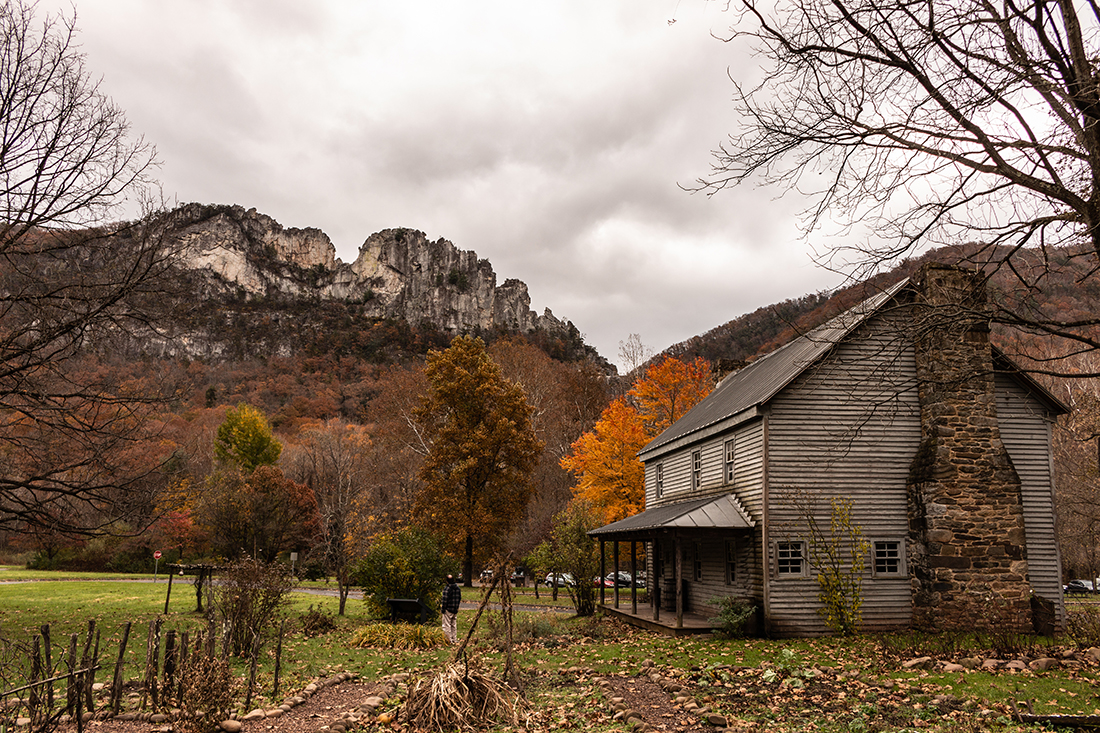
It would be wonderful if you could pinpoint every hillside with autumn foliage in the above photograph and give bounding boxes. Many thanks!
[7,232,1100,587]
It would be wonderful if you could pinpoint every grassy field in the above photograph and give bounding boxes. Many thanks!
[0,572,1096,732]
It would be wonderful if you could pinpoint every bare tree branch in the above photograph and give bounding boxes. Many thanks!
[698,0,1100,372]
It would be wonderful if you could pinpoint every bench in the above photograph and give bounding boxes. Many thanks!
[386,597,430,624]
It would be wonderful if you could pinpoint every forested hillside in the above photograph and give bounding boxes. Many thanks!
[9,225,1100,588]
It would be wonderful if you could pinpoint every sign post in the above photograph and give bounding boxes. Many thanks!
[153,550,162,583]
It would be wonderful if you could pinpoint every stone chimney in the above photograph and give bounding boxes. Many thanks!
[906,263,1032,631]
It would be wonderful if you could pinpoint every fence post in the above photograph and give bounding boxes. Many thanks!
[81,620,98,714]
[163,630,176,702]
[244,631,260,711]
[66,632,78,715]
[140,618,162,710]
[40,624,53,714]
[272,619,285,699]
[110,622,131,714]
[176,631,189,705]
[74,667,85,733]
[30,635,42,721]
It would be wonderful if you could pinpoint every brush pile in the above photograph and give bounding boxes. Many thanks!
[403,660,528,731]
[401,557,528,731]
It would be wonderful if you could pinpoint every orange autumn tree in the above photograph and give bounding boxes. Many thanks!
[562,355,713,524]
[560,397,648,525]
[629,355,713,435]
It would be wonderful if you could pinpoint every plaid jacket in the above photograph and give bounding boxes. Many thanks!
[441,582,461,614]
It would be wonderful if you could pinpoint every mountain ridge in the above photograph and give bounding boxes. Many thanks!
[138,203,597,364]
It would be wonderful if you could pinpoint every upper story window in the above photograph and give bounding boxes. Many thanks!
[655,463,664,498]
[691,450,702,491]
[724,439,736,484]
[776,541,806,577]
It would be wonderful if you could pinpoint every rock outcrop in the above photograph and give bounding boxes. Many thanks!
[161,203,576,357]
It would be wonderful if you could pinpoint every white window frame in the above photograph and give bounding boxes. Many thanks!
[872,539,905,577]
[775,541,807,578]
[691,450,702,491]
[724,439,736,484]
[655,463,664,498]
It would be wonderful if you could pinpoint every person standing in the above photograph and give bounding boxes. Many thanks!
[441,574,461,643]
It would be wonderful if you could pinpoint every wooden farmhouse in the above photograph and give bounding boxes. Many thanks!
[591,263,1068,637]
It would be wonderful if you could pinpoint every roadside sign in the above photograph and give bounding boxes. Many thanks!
[153,550,162,559]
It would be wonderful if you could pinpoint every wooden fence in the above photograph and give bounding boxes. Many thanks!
[0,616,287,733]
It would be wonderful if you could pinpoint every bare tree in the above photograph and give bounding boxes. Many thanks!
[617,333,652,377]
[698,0,1100,374]
[285,419,372,614]
[0,1,174,537]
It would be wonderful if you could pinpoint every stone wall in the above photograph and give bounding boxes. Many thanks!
[906,263,1033,631]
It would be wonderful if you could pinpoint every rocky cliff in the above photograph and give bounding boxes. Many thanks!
[161,203,581,359]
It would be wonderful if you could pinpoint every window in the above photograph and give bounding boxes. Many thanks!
[724,439,736,484]
[655,463,664,498]
[776,541,805,576]
[693,542,703,581]
[873,540,904,576]
[691,450,702,491]
[725,540,736,585]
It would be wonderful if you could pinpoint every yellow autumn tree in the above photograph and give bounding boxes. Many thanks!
[562,355,713,523]
[561,397,648,525]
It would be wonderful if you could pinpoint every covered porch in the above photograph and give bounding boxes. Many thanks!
[589,493,754,634]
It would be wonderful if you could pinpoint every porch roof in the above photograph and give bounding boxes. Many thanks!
[589,492,754,538]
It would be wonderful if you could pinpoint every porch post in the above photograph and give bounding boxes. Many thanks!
[674,534,683,629]
[599,539,606,606]
[613,540,620,609]
[630,540,638,615]
[652,537,660,622]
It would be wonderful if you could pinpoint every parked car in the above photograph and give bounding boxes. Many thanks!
[605,571,634,588]
[544,572,575,587]
[1065,579,1094,594]
[592,576,615,587]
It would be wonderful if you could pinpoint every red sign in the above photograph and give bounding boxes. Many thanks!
[153,550,162,559]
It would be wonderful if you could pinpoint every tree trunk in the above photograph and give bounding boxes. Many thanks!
[464,533,474,587]
[337,565,350,615]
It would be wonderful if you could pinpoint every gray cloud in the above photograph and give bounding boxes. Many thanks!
[43,0,847,369]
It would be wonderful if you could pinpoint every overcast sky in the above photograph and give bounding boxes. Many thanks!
[43,0,850,370]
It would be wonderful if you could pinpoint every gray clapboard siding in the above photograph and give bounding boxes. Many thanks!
[644,417,769,613]
[677,535,758,616]
[646,417,766,513]
[764,319,919,634]
[995,372,1064,629]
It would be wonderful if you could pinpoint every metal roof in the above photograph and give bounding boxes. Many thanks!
[589,492,754,538]
[639,279,910,459]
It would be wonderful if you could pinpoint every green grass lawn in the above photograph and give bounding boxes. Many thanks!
[0,572,1095,732]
